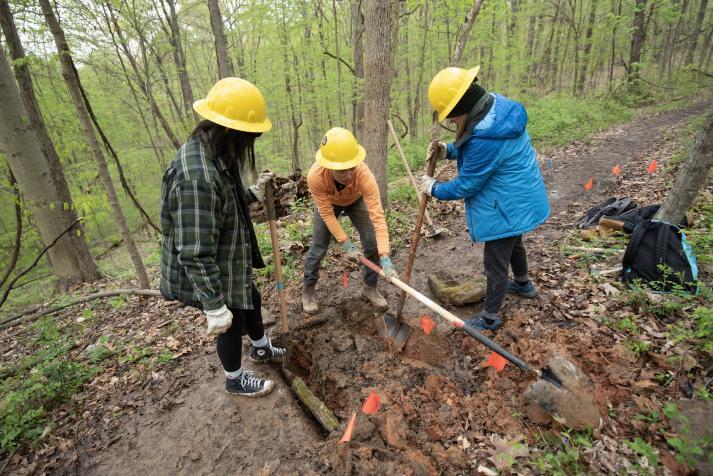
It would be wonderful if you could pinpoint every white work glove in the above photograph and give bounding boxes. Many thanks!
[428,141,447,160]
[341,240,360,263]
[204,305,233,336]
[248,170,274,203]
[379,256,398,279]
[420,175,436,197]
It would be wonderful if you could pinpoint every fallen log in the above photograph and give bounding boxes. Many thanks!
[290,376,340,433]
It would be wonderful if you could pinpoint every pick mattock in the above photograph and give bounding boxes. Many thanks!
[385,119,443,348]
[387,120,445,239]
[265,179,339,434]
[359,255,603,430]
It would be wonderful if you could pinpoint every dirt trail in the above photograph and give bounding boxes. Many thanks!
[78,102,711,475]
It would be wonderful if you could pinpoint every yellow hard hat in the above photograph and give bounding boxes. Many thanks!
[193,77,272,133]
[315,127,366,170]
[428,66,481,122]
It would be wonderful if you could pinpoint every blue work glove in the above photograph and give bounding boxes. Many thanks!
[420,175,436,196]
[379,256,398,279]
[341,240,360,263]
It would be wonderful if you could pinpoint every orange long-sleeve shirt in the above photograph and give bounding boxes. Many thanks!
[307,162,390,256]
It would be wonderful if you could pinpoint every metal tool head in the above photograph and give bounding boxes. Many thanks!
[377,314,412,348]
[425,225,446,239]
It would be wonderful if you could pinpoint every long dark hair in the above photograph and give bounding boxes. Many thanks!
[190,120,261,182]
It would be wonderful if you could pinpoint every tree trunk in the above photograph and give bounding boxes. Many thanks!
[351,0,365,140]
[575,0,597,96]
[0,49,101,287]
[163,0,195,120]
[609,0,622,88]
[0,1,100,287]
[654,111,713,225]
[39,0,150,288]
[363,0,399,207]
[505,0,521,91]
[628,0,648,81]
[332,0,346,125]
[684,0,708,65]
[450,0,486,66]
[208,0,235,78]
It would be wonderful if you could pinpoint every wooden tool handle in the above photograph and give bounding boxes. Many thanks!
[395,138,439,319]
[359,255,537,375]
[265,180,288,333]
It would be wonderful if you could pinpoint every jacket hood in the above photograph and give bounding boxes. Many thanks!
[474,95,528,140]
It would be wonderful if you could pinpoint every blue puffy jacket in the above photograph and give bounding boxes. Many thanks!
[432,94,550,242]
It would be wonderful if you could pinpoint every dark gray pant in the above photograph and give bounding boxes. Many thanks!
[304,197,379,287]
[483,234,529,317]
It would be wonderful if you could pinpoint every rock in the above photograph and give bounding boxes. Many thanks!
[405,448,438,476]
[669,400,713,475]
[427,272,486,306]
[380,411,408,449]
[524,354,603,430]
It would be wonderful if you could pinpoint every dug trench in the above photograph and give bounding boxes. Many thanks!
[72,100,711,475]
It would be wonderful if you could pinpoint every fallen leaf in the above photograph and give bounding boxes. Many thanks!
[490,434,529,469]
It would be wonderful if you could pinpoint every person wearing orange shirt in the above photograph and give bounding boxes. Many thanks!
[302,127,398,314]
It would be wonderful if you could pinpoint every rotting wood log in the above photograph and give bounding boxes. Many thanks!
[249,171,309,223]
[291,376,339,433]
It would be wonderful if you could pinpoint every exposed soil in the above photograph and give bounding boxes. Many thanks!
[5,101,712,475]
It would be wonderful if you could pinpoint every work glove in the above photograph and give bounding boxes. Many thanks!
[420,175,436,197]
[248,170,275,203]
[204,305,233,336]
[379,256,398,279]
[341,239,360,263]
[428,141,447,161]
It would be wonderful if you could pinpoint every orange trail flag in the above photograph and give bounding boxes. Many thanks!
[420,315,436,335]
[647,160,657,173]
[362,392,381,415]
[342,271,348,288]
[483,351,508,372]
[584,177,593,190]
[340,412,357,443]
[612,164,621,175]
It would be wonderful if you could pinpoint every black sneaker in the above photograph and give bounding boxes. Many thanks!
[249,338,287,363]
[225,371,274,398]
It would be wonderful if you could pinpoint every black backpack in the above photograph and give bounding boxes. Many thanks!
[577,197,637,229]
[622,220,698,293]
[607,204,662,234]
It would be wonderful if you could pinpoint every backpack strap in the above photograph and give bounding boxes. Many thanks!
[653,222,670,269]
[623,220,650,268]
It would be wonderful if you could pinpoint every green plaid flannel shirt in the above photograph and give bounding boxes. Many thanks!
[160,132,259,311]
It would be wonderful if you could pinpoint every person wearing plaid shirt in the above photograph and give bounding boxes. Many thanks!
[160,78,285,398]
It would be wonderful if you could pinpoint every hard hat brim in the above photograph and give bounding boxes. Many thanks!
[437,65,481,122]
[193,99,273,133]
[315,145,366,170]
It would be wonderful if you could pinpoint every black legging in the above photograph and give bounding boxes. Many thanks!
[217,284,265,372]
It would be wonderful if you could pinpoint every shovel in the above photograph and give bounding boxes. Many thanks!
[358,255,603,430]
[387,120,445,239]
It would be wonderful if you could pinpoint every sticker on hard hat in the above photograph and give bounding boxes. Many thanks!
[321,136,328,145]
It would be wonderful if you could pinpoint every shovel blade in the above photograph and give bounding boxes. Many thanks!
[525,354,603,430]
[379,314,412,348]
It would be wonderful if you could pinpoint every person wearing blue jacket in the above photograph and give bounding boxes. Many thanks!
[420,66,550,331]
